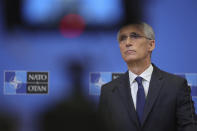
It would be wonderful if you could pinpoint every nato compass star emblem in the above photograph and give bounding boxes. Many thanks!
[89,72,111,95]
[10,76,22,89]
[4,71,27,94]
[94,77,106,89]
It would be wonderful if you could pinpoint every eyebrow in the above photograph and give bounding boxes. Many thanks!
[120,32,139,36]
[130,32,139,35]
[119,32,139,38]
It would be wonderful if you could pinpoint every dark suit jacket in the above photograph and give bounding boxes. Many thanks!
[99,65,196,131]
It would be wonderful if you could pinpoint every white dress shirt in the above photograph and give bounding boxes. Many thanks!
[128,64,153,110]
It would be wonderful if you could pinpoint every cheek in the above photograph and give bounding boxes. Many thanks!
[138,44,149,55]
[119,46,125,54]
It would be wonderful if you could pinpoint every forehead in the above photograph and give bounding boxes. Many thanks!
[119,25,144,35]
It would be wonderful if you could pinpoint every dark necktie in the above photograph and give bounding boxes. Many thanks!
[135,76,145,124]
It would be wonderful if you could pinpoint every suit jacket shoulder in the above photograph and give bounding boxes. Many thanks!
[101,72,128,92]
[156,67,188,88]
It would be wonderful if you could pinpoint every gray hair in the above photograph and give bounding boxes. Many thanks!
[117,22,155,41]
[142,22,155,40]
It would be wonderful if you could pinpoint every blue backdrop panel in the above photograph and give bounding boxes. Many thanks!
[89,72,197,113]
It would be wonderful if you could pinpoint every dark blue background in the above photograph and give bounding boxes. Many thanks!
[0,0,197,131]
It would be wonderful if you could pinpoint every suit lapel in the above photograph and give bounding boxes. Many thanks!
[141,65,164,126]
[116,72,140,127]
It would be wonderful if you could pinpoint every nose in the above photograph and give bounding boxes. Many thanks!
[125,37,133,47]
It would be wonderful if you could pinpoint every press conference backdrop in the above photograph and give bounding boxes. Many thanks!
[1,0,197,131]
[89,72,197,113]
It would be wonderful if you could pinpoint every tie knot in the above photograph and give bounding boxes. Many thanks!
[135,76,143,85]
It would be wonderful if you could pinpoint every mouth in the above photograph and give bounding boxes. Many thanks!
[125,50,136,55]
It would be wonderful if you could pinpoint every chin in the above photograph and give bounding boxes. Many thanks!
[124,57,138,63]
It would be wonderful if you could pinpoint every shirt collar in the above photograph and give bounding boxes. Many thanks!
[129,64,153,83]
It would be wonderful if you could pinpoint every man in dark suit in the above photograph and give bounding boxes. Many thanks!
[99,22,196,131]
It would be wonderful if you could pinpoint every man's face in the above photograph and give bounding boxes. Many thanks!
[118,25,155,64]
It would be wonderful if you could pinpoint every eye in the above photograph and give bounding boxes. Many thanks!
[130,33,141,39]
[119,35,127,41]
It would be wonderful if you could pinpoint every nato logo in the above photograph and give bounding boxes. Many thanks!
[4,71,48,95]
[89,72,123,95]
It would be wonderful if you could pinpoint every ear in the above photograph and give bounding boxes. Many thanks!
[148,40,155,52]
